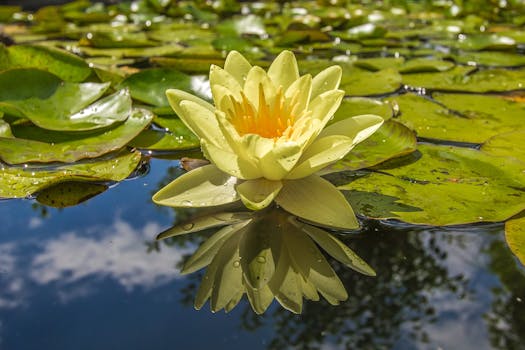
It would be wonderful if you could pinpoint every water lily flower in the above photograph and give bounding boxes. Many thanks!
[153,50,383,230]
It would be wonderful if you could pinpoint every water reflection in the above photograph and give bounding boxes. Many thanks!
[156,206,375,314]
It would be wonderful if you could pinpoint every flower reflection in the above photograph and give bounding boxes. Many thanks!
[157,206,375,314]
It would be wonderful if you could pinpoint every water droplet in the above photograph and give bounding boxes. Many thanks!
[182,200,192,206]
[256,256,266,263]
[183,223,195,231]
[233,260,240,268]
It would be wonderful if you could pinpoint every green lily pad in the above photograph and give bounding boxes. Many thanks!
[388,93,525,143]
[0,44,91,82]
[449,51,525,67]
[150,56,235,74]
[129,117,199,151]
[0,108,153,164]
[324,119,416,172]
[36,181,108,208]
[481,130,525,163]
[439,34,516,51]
[398,58,455,73]
[119,68,208,107]
[0,150,142,198]
[20,89,131,131]
[341,68,402,96]
[353,57,405,71]
[402,66,525,92]
[0,68,110,122]
[81,31,156,48]
[338,144,525,226]
[77,44,183,58]
[505,213,525,266]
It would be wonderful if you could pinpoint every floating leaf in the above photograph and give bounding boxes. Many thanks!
[505,213,525,266]
[449,51,525,67]
[341,68,402,96]
[388,93,525,143]
[330,97,393,124]
[0,150,142,198]
[481,130,525,163]
[0,44,91,82]
[119,68,205,107]
[338,144,525,225]
[323,119,416,172]
[0,108,153,164]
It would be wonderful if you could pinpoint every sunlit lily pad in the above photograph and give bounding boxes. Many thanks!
[388,93,525,143]
[0,150,142,198]
[323,120,416,172]
[403,66,525,92]
[129,115,199,151]
[338,144,525,225]
[77,44,184,58]
[505,213,525,266]
[449,51,525,67]
[341,68,402,96]
[0,108,153,164]
[0,44,92,82]
[0,68,110,123]
[331,97,393,123]
[481,130,525,163]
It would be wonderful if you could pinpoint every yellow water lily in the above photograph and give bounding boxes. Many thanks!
[153,50,383,230]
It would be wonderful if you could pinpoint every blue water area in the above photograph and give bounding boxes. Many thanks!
[0,158,523,350]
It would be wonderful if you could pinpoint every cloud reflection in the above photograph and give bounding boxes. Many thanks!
[0,219,187,310]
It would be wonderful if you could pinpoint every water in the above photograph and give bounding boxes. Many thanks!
[0,158,523,349]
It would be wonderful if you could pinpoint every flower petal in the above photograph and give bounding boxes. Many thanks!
[177,100,228,149]
[243,66,276,110]
[249,137,302,180]
[166,88,215,122]
[201,139,262,180]
[294,221,376,276]
[209,65,243,101]
[286,135,354,179]
[285,74,312,117]
[152,164,239,207]
[319,114,384,145]
[268,246,303,314]
[245,283,273,314]
[275,175,359,230]
[236,178,283,210]
[240,222,277,288]
[224,50,252,86]
[311,66,342,100]
[183,220,252,274]
[267,50,299,91]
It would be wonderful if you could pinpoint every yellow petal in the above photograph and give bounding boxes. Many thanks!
[209,64,242,101]
[285,74,312,117]
[243,66,276,110]
[236,178,283,210]
[267,50,299,91]
[286,135,354,179]
[239,223,277,288]
[275,175,359,230]
[268,247,303,314]
[245,282,274,314]
[152,164,239,207]
[201,139,262,180]
[178,100,228,149]
[224,50,252,86]
[311,65,342,100]
[319,114,384,145]
[166,88,214,115]
[295,221,376,276]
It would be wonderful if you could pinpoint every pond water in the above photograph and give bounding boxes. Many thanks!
[1,0,525,349]
[1,159,523,350]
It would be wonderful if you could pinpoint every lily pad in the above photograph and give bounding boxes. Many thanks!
[388,93,525,143]
[0,108,153,164]
[331,97,393,124]
[0,44,92,82]
[21,89,132,131]
[338,144,525,226]
[119,68,206,107]
[505,213,525,266]
[481,130,525,163]
[0,119,13,138]
[0,68,110,123]
[0,150,142,198]
[323,119,416,172]
[341,68,402,96]
[449,51,525,67]
[402,66,525,92]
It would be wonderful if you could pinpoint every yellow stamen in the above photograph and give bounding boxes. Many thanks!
[226,84,302,140]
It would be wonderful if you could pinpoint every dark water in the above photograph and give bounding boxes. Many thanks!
[0,158,523,350]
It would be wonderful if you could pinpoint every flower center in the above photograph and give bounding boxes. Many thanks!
[227,84,301,140]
